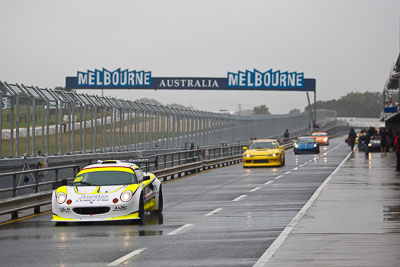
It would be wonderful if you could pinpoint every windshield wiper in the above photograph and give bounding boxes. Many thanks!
[73,181,96,186]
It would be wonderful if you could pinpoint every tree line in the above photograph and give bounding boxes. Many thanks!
[305,91,382,118]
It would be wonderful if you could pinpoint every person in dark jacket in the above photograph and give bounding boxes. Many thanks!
[364,128,373,158]
[395,131,400,171]
[348,128,357,151]
[357,129,365,151]
[283,129,289,142]
[379,128,388,156]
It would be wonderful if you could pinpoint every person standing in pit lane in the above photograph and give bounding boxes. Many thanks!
[394,130,400,171]
[358,129,365,151]
[379,127,388,156]
[364,128,372,158]
[348,128,357,151]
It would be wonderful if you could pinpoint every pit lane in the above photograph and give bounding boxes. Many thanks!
[0,136,350,266]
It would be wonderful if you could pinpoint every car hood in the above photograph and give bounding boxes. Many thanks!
[73,185,126,194]
[244,149,280,155]
[297,143,316,149]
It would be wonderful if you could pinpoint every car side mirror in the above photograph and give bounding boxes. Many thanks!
[280,145,285,149]
[242,147,248,150]
[143,175,151,181]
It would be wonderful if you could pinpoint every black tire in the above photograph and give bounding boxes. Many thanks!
[55,222,67,227]
[282,155,286,166]
[154,187,163,214]
[138,194,144,222]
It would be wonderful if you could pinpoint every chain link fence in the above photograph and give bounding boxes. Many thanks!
[0,80,337,158]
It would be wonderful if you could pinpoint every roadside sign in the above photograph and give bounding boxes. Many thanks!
[2,97,10,109]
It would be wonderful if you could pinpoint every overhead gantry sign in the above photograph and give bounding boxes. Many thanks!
[65,68,316,92]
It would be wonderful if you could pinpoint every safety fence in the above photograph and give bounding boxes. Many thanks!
[0,80,337,159]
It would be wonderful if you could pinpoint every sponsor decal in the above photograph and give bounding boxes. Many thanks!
[76,194,109,202]
[113,205,128,211]
[73,176,83,183]
[59,207,71,213]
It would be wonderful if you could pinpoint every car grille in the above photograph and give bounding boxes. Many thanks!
[253,160,269,163]
[73,207,110,215]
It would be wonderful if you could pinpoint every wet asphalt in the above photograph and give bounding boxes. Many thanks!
[0,137,350,266]
[263,147,400,267]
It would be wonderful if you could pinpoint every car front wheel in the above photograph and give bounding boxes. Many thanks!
[138,194,144,222]
[154,187,163,214]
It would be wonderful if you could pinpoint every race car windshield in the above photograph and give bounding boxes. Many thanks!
[249,142,278,149]
[73,171,137,186]
[312,133,327,137]
[297,139,314,144]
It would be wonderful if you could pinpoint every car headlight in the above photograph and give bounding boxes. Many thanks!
[368,143,372,147]
[324,137,328,141]
[268,153,278,157]
[294,144,298,148]
[244,154,254,158]
[121,190,133,202]
[56,192,67,204]
[313,144,317,147]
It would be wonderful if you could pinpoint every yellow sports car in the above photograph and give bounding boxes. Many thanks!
[242,139,285,167]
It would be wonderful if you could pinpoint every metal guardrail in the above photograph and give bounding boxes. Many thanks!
[0,165,80,197]
[0,164,79,219]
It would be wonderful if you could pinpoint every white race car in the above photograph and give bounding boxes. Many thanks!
[52,160,163,223]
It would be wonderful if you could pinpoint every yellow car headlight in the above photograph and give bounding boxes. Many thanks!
[268,153,278,157]
[244,154,254,158]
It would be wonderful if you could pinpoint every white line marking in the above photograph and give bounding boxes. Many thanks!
[299,164,304,168]
[204,208,222,217]
[292,167,298,171]
[107,248,146,266]
[274,175,283,179]
[249,187,261,192]
[284,171,291,175]
[253,148,353,267]
[232,195,247,202]
[167,224,193,236]
[303,162,308,165]
[264,180,274,185]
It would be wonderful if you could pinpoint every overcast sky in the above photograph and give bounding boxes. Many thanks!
[0,0,399,114]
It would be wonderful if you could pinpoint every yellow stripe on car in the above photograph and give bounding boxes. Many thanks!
[52,214,77,221]
[77,166,135,175]
[106,212,140,220]
[56,186,67,195]
[144,198,156,211]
